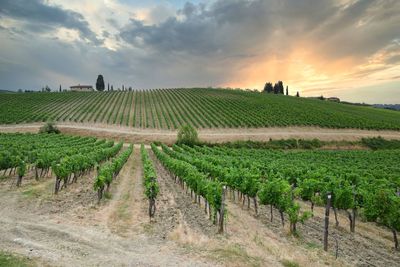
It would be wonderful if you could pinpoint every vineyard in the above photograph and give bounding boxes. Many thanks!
[1,132,400,266]
[152,143,400,251]
[0,133,132,197]
[1,88,400,130]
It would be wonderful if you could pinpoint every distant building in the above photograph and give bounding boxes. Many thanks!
[70,85,94,92]
[327,97,340,102]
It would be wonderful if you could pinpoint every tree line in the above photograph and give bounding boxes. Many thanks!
[263,81,299,97]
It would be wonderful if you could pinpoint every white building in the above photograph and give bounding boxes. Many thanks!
[70,85,94,92]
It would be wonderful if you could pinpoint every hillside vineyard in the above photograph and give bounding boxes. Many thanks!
[1,88,400,130]
[154,143,400,249]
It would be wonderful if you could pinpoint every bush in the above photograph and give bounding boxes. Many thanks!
[361,137,400,150]
[205,139,323,150]
[39,121,60,134]
[176,124,199,146]
[298,139,322,149]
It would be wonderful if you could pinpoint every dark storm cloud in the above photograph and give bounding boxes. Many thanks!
[313,0,400,59]
[120,17,220,56]
[119,0,400,62]
[0,0,101,44]
[120,0,274,57]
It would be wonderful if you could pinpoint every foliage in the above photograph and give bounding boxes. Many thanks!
[287,203,312,234]
[17,159,27,177]
[211,139,323,150]
[94,144,132,192]
[39,121,60,134]
[141,144,159,200]
[361,137,400,150]
[363,187,400,232]
[0,251,33,267]
[0,133,108,172]
[165,142,400,244]
[96,74,105,91]
[0,89,399,130]
[263,82,273,93]
[177,124,199,146]
[151,143,223,213]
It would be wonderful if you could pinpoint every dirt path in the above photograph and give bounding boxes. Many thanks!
[0,151,216,267]
[1,123,400,144]
[101,147,148,236]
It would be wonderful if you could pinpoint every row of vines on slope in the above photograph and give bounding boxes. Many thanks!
[140,144,159,218]
[1,89,399,130]
[53,142,123,194]
[151,143,226,232]
[167,144,400,249]
[0,133,113,186]
[94,144,133,202]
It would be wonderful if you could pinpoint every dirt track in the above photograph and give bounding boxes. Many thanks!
[1,122,400,144]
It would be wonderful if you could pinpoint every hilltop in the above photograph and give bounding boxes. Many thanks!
[0,88,399,130]
[0,89,15,93]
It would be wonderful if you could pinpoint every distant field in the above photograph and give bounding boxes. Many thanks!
[1,88,399,130]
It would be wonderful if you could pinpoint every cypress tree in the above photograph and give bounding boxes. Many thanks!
[278,81,284,94]
[264,82,273,93]
[96,75,105,91]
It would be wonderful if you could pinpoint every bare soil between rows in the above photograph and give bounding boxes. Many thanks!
[0,150,215,267]
[1,122,400,144]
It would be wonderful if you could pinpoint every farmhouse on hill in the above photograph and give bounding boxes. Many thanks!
[327,97,340,102]
[70,84,94,92]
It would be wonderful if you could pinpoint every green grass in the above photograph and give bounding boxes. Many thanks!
[1,88,399,130]
[305,241,320,250]
[208,244,263,267]
[22,187,42,198]
[104,191,112,200]
[281,259,300,267]
[0,251,35,267]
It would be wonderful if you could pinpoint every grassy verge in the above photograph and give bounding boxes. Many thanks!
[0,251,35,267]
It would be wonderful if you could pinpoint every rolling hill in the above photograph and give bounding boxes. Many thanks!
[1,88,399,130]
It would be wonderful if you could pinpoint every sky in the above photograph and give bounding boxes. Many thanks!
[0,0,399,104]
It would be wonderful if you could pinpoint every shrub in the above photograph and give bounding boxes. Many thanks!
[176,124,199,146]
[361,137,400,150]
[39,121,60,134]
[298,139,322,149]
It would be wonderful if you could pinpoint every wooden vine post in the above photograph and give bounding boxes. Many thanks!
[219,186,226,234]
[324,192,332,252]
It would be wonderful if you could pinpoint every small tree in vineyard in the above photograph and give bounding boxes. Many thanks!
[39,121,60,134]
[177,124,199,146]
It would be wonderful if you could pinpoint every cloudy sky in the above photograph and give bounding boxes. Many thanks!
[0,0,399,103]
